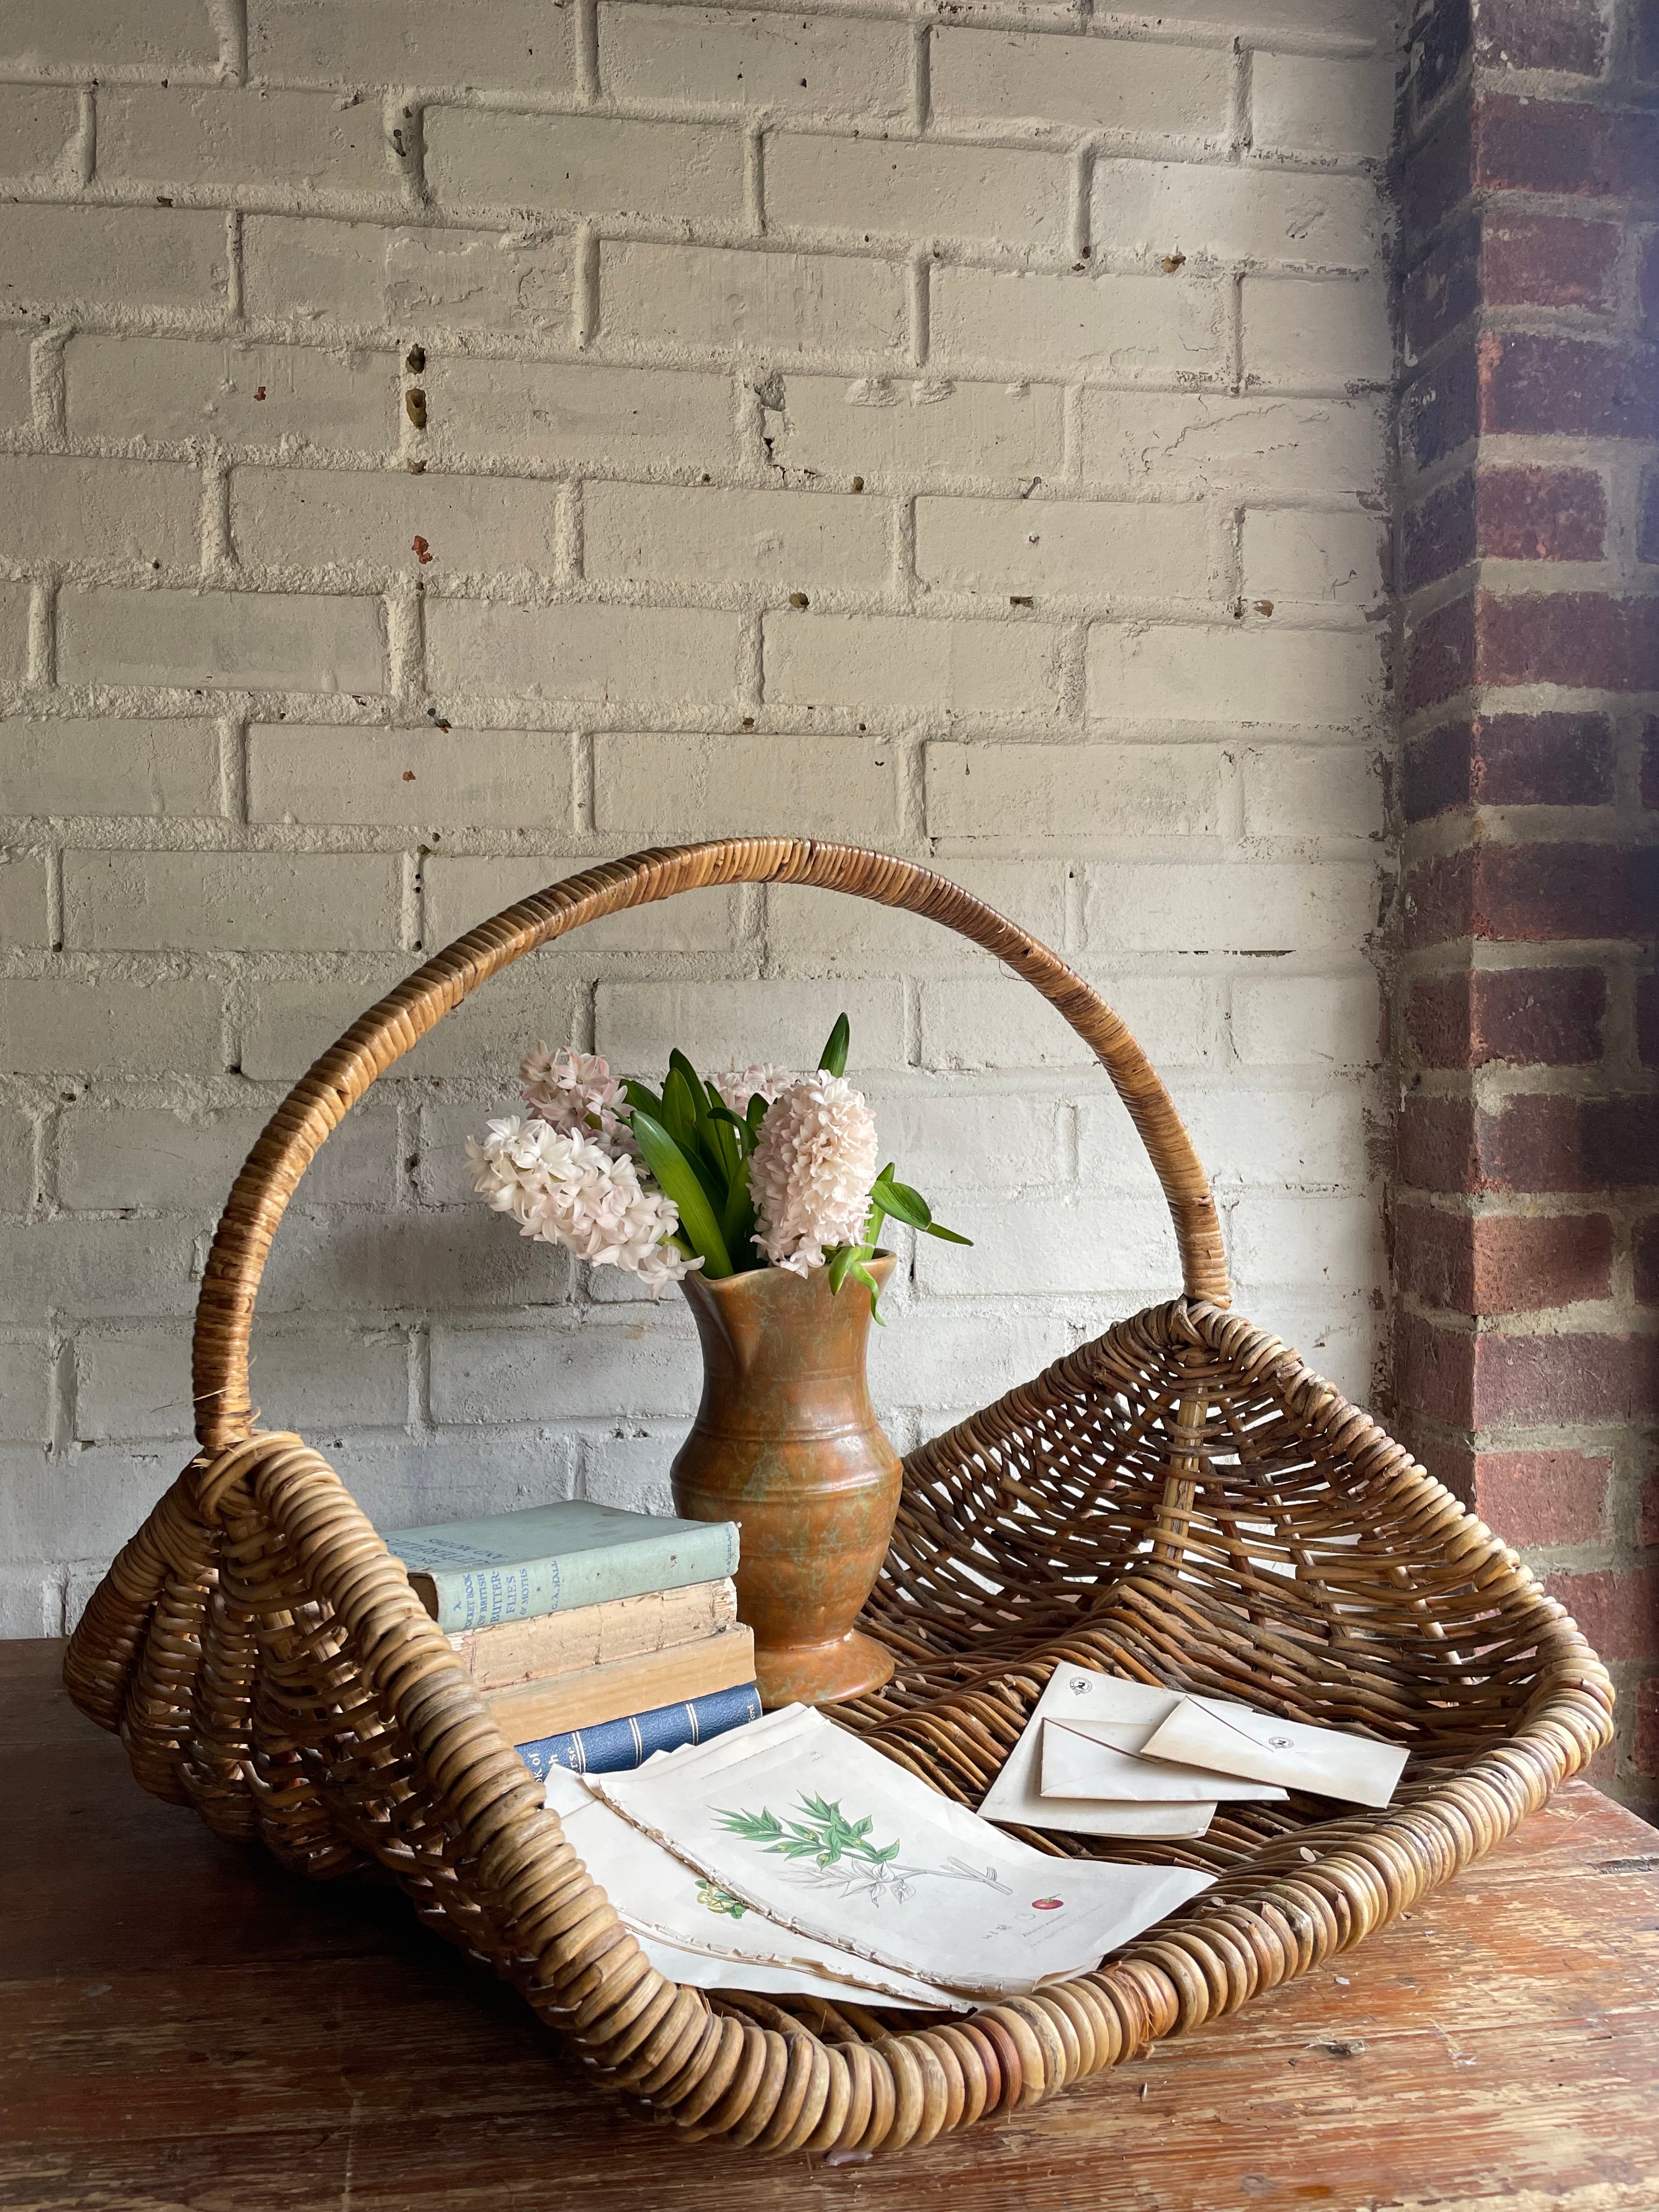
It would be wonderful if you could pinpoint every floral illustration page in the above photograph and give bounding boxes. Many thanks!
[590,1706,1214,1998]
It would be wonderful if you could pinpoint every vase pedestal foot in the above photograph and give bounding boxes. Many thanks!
[754,1629,894,1709]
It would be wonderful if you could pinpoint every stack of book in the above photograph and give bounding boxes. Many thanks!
[383,1499,759,1778]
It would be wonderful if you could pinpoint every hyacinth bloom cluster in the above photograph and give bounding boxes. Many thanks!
[467,1017,968,1305]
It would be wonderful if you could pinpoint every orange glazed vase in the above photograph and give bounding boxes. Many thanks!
[670,1254,899,1709]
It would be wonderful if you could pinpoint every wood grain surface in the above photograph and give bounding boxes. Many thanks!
[4,1639,1655,2212]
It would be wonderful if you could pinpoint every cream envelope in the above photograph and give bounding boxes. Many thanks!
[1040,1718,1289,1805]
[590,1705,1214,1999]
[979,1666,1222,1838]
[1137,1695,1409,1810]
[543,1763,966,2011]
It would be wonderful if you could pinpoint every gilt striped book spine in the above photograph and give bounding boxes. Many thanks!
[516,1683,763,1780]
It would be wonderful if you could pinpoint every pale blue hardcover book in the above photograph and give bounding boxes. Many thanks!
[382,1500,741,1633]
[515,1683,763,1780]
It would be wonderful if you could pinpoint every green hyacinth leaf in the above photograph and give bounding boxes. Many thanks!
[869,1175,930,1231]
[922,1222,973,1245]
[629,1107,733,1277]
[817,1013,850,1079]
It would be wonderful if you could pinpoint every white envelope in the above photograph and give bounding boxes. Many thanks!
[543,1763,966,2011]
[590,1705,1214,1999]
[979,1666,1226,1837]
[1137,1695,1409,1809]
[1040,1717,1289,1805]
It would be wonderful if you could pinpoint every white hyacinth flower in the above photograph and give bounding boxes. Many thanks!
[519,1043,633,1147]
[712,1064,800,1113]
[465,1114,698,1296]
[749,1071,879,1277]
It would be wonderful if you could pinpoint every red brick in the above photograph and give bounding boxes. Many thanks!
[1639,0,1659,80]
[1643,720,1659,811]
[1582,1094,1659,1188]
[1477,589,1659,692]
[1635,1674,1659,1782]
[1400,1095,1481,1193]
[1478,466,1606,562]
[1404,1091,1656,1197]
[1404,845,1654,950]
[1472,0,1608,74]
[1403,345,1480,473]
[1639,973,1659,1066]
[1639,470,1659,566]
[1401,713,1614,820]
[1475,95,1659,200]
[1474,1448,1610,1545]
[1394,1205,1611,1312]
[1407,967,1607,1068]
[1402,216,1481,359]
[1480,331,1659,441]
[1637,1216,1659,1305]
[1405,592,1476,712]
[1544,1565,1659,1662]
[1404,475,1477,591]
[1395,1309,1476,1427]
[1411,0,1474,116]
[1401,90,1472,239]
[1483,213,1621,312]
[1642,234,1659,337]
[1475,1330,1659,1428]
[1641,1462,1659,1547]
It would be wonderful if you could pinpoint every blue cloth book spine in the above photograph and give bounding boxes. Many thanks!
[515,1681,762,1780]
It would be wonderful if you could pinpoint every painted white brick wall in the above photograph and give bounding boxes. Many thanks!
[0,0,1397,1635]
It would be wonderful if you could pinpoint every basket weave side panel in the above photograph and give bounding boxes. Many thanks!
[62,1298,1615,2154]
[188,840,1229,1451]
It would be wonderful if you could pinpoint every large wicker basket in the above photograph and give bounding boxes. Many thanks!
[65,840,1613,2157]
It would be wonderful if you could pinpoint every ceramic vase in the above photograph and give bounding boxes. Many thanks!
[670,1253,900,1708]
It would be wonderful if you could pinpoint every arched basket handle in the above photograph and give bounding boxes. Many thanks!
[193,840,1228,1449]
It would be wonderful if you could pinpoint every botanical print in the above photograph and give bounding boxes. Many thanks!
[695,1878,749,1921]
[715,1793,1014,1907]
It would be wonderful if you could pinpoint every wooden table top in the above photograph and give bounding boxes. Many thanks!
[4,1637,1657,2212]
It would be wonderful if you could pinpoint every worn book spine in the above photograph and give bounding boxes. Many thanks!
[409,1519,740,1632]
[515,1681,763,1780]
[447,1578,738,1694]
[481,1626,756,1746]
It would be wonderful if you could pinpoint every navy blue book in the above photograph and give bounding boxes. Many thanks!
[515,1681,762,1780]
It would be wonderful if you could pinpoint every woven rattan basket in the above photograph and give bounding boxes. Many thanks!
[65,840,1614,2157]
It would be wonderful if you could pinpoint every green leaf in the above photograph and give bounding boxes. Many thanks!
[721,1155,757,1258]
[661,1067,699,1153]
[817,1012,850,1079]
[668,1049,711,1119]
[849,1256,885,1323]
[623,1077,664,1120]
[746,1094,770,1142]
[870,1175,931,1231]
[629,1107,733,1278]
[707,1100,754,1152]
[923,1222,973,1245]
[825,1243,867,1296]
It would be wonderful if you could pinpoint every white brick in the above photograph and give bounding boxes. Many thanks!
[600,241,905,357]
[0,1562,59,1636]
[1,718,222,818]
[915,1194,1180,1299]
[1241,278,1390,390]
[256,1209,573,1314]
[0,580,30,684]
[426,357,733,471]
[0,1341,48,1440]
[421,854,739,952]
[1239,743,1380,840]
[1077,1086,1368,1193]
[768,858,1067,968]
[773,375,1064,482]
[1229,1193,1380,1292]
[0,85,80,174]
[1080,390,1385,495]
[67,335,399,453]
[931,29,1230,132]
[0,456,201,568]
[1086,621,1383,729]
[248,0,575,91]
[859,1085,1069,1194]
[59,1103,396,1211]
[584,482,888,591]
[1109,0,1385,35]
[426,108,742,222]
[596,978,905,1075]
[931,267,1222,374]
[244,216,572,334]
[1093,160,1383,271]
[927,739,1223,839]
[578,1429,676,1516]
[76,1321,409,1440]
[431,1317,699,1423]
[593,730,901,842]
[57,588,387,693]
[765,612,1062,712]
[1,1219,202,1323]
[249,723,573,827]
[1240,507,1385,605]
[915,495,1211,600]
[766,134,1064,247]
[600,6,911,117]
[240,956,580,1080]
[97,86,392,193]
[1252,55,1396,160]
[0,978,223,1075]
[0,1110,37,1213]
[427,600,740,706]
[1232,973,1383,1069]
[231,466,561,575]
[1,205,228,313]
[870,1306,1081,1412]
[923,973,1219,1071]
[1082,859,1377,952]
[63,850,400,951]
[0,330,32,428]
[0,853,49,946]
[3,0,221,73]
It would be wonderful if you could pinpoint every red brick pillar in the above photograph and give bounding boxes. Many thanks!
[1394,0,1659,1815]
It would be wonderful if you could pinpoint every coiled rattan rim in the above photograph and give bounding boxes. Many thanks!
[65,840,1615,2158]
